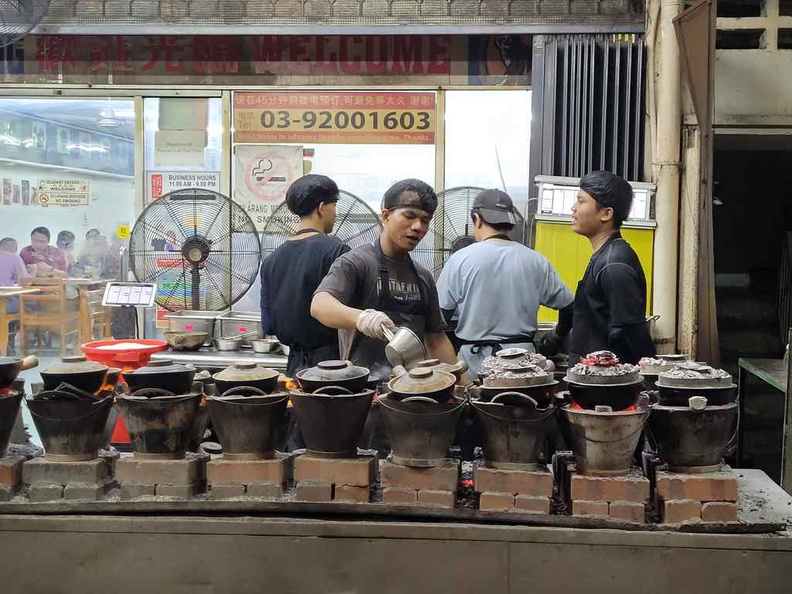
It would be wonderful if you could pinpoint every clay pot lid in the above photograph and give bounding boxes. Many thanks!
[656,362,733,388]
[415,358,465,375]
[481,349,548,377]
[482,363,554,387]
[43,356,107,374]
[566,350,640,385]
[214,362,279,382]
[125,359,193,376]
[297,360,369,382]
[389,367,455,394]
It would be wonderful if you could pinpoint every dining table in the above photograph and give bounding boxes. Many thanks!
[0,286,41,356]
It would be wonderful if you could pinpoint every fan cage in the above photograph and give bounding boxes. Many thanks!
[129,188,261,312]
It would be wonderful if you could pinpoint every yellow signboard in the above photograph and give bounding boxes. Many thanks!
[116,224,131,240]
[233,91,436,144]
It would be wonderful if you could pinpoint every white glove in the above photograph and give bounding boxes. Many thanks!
[356,309,395,340]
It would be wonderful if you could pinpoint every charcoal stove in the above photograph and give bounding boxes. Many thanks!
[564,351,644,410]
[649,363,738,473]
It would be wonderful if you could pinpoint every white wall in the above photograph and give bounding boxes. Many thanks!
[715,50,792,125]
[0,163,135,253]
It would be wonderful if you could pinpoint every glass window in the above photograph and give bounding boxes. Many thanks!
[444,90,531,212]
[0,97,136,272]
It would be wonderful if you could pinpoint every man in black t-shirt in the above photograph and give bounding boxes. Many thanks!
[311,179,457,381]
[260,174,350,376]
[559,170,655,365]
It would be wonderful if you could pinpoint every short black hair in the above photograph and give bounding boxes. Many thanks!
[580,170,634,228]
[285,174,339,217]
[381,179,437,215]
[57,230,75,244]
[0,237,16,249]
[31,226,50,240]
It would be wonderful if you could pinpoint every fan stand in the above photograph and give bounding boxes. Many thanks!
[181,235,211,311]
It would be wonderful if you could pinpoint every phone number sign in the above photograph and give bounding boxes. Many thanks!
[233,91,436,145]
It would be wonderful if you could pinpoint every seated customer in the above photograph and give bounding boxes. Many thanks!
[0,237,29,353]
[57,230,77,270]
[20,226,67,275]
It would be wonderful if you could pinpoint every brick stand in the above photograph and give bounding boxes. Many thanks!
[475,466,554,515]
[293,454,377,503]
[381,460,458,509]
[22,457,112,502]
[0,456,24,501]
[207,454,293,500]
[656,469,739,524]
[570,470,650,523]
[116,454,208,500]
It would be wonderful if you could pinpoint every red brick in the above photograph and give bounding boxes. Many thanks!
[663,499,703,524]
[479,491,515,511]
[701,501,739,523]
[28,483,63,502]
[609,501,646,523]
[207,458,287,486]
[23,458,108,485]
[335,485,371,503]
[156,483,199,498]
[210,483,246,499]
[120,484,155,500]
[295,480,333,502]
[382,487,418,504]
[474,467,554,497]
[294,455,375,487]
[514,495,550,515]
[63,483,108,501]
[570,473,650,503]
[381,460,458,491]
[0,456,24,486]
[116,457,200,486]
[246,483,284,498]
[417,489,455,509]
[572,500,609,517]
[656,472,738,502]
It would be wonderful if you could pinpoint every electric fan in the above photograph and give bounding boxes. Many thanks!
[260,189,382,262]
[0,0,50,48]
[412,186,528,278]
[129,188,261,312]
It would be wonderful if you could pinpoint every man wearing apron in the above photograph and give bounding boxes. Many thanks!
[436,189,574,377]
[259,174,350,377]
[311,178,457,382]
[565,170,656,365]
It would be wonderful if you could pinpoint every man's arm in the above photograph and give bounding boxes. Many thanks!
[311,291,363,330]
[425,331,457,365]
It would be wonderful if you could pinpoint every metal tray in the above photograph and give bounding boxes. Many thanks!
[218,311,263,346]
[166,310,225,341]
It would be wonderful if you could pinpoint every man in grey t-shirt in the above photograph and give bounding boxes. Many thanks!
[312,179,457,381]
[437,189,574,377]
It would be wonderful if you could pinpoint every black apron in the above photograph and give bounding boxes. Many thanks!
[359,241,430,455]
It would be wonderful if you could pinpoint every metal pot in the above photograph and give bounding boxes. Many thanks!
[0,391,23,458]
[478,381,558,408]
[207,389,288,459]
[114,392,202,458]
[656,384,738,407]
[41,356,108,394]
[213,362,279,395]
[387,367,456,403]
[0,355,38,389]
[648,399,738,472]
[289,388,374,458]
[122,359,196,394]
[377,394,466,467]
[214,337,242,351]
[564,378,644,411]
[561,404,650,475]
[383,326,427,370]
[26,393,115,461]
[163,331,208,351]
[472,394,557,468]
[250,338,281,353]
[295,360,370,393]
